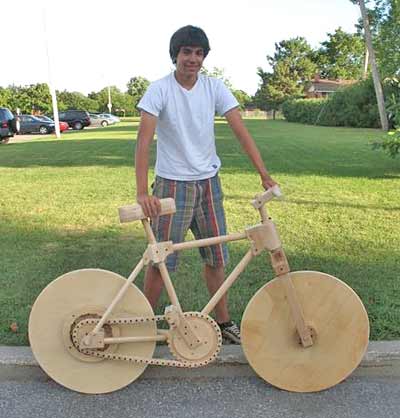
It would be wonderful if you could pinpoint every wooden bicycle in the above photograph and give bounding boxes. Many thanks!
[29,186,369,394]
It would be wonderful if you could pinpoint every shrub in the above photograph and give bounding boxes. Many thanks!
[282,78,392,128]
[282,99,325,125]
[372,129,400,158]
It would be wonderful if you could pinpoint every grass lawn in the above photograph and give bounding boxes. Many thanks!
[0,119,399,345]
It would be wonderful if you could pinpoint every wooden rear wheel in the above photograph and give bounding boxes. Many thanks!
[29,269,156,394]
[241,271,369,392]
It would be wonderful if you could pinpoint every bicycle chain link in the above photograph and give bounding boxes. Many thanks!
[71,312,221,368]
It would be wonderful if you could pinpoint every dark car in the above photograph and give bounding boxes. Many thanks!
[58,110,91,130]
[19,115,55,135]
[36,115,69,132]
[0,107,19,144]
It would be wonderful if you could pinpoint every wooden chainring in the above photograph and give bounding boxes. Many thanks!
[167,312,222,365]
[29,269,156,394]
[241,271,369,392]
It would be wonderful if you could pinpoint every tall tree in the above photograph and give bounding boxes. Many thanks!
[351,0,389,130]
[315,27,365,79]
[5,84,52,114]
[90,87,135,114]
[126,76,150,107]
[200,67,233,90]
[57,90,98,112]
[0,87,11,108]
[374,0,400,77]
[232,90,251,110]
[255,37,317,114]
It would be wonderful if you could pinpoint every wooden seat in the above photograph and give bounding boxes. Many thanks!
[118,198,176,223]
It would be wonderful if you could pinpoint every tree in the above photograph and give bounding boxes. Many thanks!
[90,87,135,114]
[232,89,251,110]
[374,0,400,77]
[58,90,99,112]
[315,27,365,79]
[0,87,11,108]
[200,67,233,90]
[126,76,150,107]
[351,0,389,130]
[255,37,317,114]
[3,84,53,114]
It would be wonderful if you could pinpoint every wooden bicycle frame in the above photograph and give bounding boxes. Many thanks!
[84,188,314,350]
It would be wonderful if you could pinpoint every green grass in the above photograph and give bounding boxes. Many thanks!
[0,119,399,344]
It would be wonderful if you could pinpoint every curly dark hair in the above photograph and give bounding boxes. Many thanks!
[169,25,210,64]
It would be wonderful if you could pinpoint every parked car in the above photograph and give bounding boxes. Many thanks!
[0,107,19,144]
[58,110,91,130]
[89,113,113,127]
[98,113,120,123]
[36,115,69,132]
[19,115,55,135]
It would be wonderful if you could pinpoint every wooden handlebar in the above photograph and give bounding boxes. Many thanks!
[118,198,176,223]
[251,186,283,209]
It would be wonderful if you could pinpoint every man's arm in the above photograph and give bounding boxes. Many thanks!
[135,111,161,217]
[224,108,277,189]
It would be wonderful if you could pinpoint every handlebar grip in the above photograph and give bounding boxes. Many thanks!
[119,198,176,223]
[271,185,283,198]
[251,186,283,209]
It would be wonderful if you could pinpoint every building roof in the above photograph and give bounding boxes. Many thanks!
[307,77,357,93]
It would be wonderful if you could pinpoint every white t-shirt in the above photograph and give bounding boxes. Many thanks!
[137,72,239,181]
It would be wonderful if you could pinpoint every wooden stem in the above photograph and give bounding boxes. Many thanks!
[259,206,269,223]
[142,219,156,244]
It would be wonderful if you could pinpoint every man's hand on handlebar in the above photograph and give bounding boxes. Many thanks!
[137,194,161,218]
[261,173,278,190]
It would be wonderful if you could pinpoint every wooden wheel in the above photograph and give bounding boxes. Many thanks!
[241,271,369,392]
[29,269,156,394]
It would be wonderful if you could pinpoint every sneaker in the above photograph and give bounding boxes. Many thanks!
[219,321,241,344]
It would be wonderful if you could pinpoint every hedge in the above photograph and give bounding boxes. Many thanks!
[282,78,385,128]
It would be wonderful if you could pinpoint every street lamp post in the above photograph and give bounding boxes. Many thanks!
[107,86,112,114]
[42,7,61,139]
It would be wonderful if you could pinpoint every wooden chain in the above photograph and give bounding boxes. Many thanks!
[71,313,221,368]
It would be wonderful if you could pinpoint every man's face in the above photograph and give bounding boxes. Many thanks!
[175,46,205,77]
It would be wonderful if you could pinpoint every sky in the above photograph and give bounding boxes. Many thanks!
[1,0,362,96]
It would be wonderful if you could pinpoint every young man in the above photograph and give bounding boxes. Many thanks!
[135,25,277,344]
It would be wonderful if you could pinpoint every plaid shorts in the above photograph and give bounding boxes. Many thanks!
[151,174,229,272]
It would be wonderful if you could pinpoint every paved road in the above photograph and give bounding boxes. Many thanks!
[1,364,399,418]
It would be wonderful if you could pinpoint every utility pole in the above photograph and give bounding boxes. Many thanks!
[107,86,112,114]
[42,7,61,139]
[358,0,388,131]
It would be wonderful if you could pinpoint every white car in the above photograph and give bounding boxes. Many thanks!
[89,114,114,127]
[98,113,120,123]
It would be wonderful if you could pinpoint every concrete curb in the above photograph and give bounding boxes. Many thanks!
[1,341,400,368]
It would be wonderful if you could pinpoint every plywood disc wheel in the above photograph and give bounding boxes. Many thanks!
[29,269,156,394]
[241,271,369,392]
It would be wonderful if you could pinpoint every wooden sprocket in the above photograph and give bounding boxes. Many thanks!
[241,271,369,392]
[167,312,222,365]
[28,269,156,394]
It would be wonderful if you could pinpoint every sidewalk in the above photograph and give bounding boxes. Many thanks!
[1,341,400,377]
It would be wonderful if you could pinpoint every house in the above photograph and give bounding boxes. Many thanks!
[305,74,356,98]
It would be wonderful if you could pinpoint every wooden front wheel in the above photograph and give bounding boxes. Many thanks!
[29,269,156,394]
[241,271,369,392]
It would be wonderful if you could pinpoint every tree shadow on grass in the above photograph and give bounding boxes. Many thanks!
[1,212,399,345]
[223,194,400,212]
[0,138,155,169]
[1,120,399,179]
